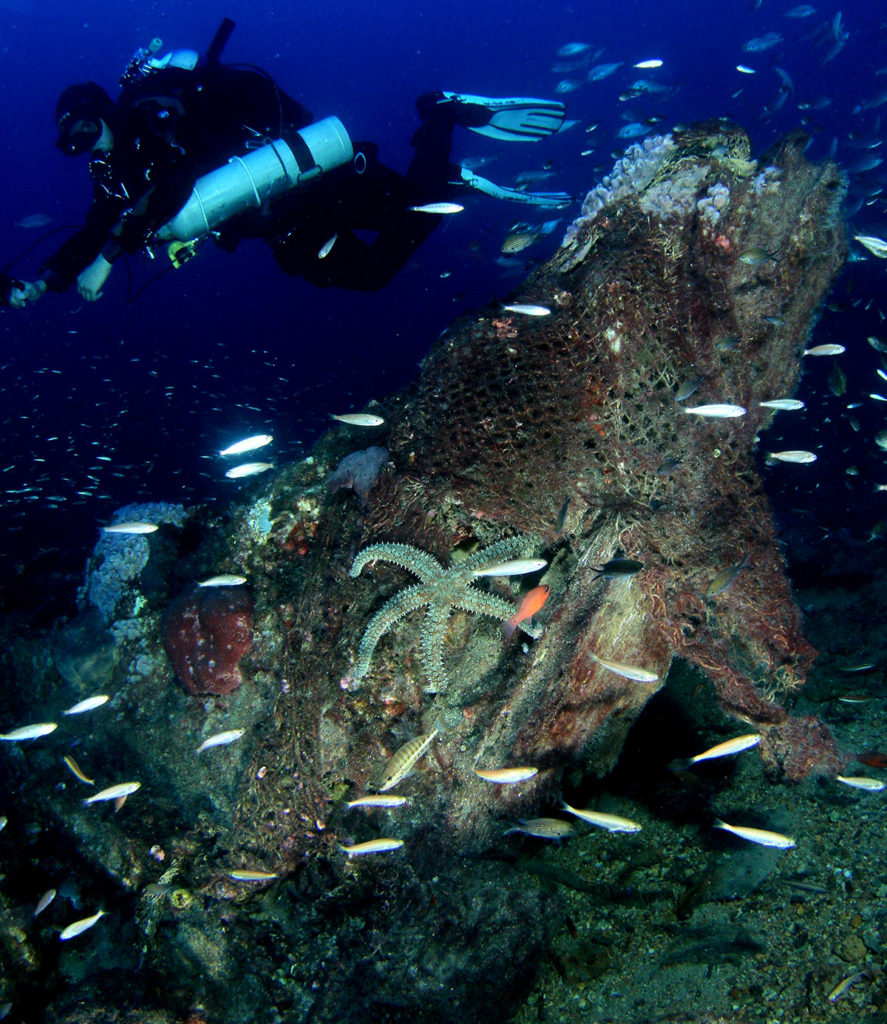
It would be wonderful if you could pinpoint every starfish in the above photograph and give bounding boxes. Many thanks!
[350,537,542,691]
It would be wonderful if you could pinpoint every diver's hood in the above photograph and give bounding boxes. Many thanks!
[55,82,117,155]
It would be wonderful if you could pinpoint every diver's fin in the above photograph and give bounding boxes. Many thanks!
[438,92,567,141]
[455,167,572,209]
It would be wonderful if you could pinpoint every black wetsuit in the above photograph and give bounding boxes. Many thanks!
[41,66,455,293]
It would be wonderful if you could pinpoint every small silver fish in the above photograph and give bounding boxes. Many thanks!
[714,820,795,849]
[835,775,886,792]
[317,233,338,259]
[196,729,245,753]
[587,62,623,81]
[225,462,274,479]
[63,695,109,716]
[34,888,57,917]
[828,969,871,1004]
[591,653,659,683]
[227,869,279,881]
[330,413,385,427]
[561,801,642,833]
[803,344,845,356]
[502,303,551,317]
[338,838,404,856]
[633,58,663,68]
[706,554,750,597]
[504,818,574,839]
[557,42,592,57]
[377,724,442,792]
[758,398,805,411]
[684,403,747,418]
[102,521,158,535]
[674,375,705,402]
[346,794,408,808]
[218,434,273,457]
[198,574,247,587]
[84,781,141,804]
[472,766,539,784]
[0,722,57,741]
[473,558,548,577]
[687,733,761,764]
[837,660,877,673]
[409,202,464,214]
[853,234,887,258]
[63,755,95,785]
[59,909,106,941]
[767,450,817,464]
[15,213,53,229]
[715,335,740,351]
[739,247,778,266]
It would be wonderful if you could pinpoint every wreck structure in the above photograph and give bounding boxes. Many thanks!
[0,123,848,1023]
[258,123,847,860]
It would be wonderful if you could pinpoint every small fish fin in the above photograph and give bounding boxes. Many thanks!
[502,620,517,641]
[668,757,691,773]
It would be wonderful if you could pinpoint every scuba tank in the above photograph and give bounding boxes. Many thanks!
[154,117,354,243]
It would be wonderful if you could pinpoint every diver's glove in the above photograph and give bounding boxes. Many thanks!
[6,279,47,309]
[77,254,114,302]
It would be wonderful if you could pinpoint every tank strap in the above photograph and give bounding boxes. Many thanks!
[285,130,316,176]
[206,18,235,66]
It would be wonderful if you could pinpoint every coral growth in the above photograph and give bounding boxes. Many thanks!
[83,502,188,622]
[163,587,254,695]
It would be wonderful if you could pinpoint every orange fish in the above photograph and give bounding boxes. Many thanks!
[856,750,887,769]
[503,584,550,640]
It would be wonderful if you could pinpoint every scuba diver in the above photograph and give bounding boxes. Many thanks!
[2,18,571,308]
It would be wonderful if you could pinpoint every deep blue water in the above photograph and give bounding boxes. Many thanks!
[0,0,885,606]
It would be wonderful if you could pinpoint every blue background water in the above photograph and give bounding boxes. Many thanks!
[0,0,885,606]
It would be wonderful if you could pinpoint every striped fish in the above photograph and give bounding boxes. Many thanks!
[376,723,442,792]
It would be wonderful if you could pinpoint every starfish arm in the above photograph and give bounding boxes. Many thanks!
[461,535,531,572]
[456,587,542,639]
[350,542,444,583]
[420,602,453,692]
[354,584,430,679]
[454,587,518,623]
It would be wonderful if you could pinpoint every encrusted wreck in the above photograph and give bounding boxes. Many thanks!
[255,122,848,863]
[0,123,849,1023]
